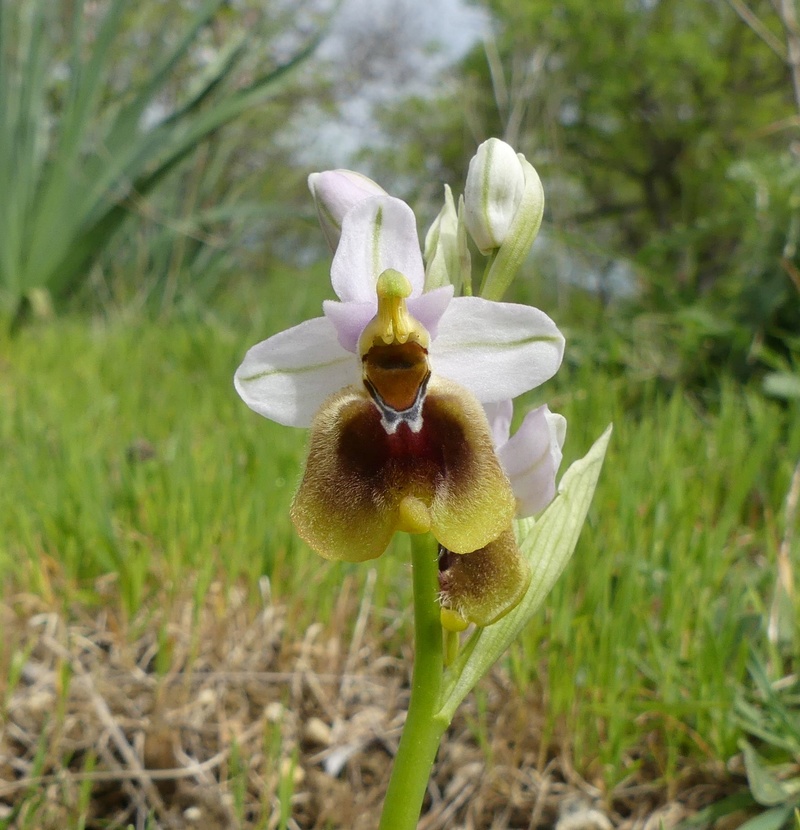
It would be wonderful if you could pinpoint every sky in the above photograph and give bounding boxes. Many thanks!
[291,0,490,166]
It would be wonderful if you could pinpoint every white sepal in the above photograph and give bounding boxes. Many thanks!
[331,196,425,304]
[234,317,359,427]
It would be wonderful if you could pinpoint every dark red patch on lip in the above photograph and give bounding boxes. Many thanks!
[337,398,451,479]
[362,341,429,412]
[333,389,480,506]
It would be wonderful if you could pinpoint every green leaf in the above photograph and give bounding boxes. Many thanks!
[737,805,796,830]
[742,741,795,807]
[437,424,612,720]
[677,791,757,827]
[0,0,323,318]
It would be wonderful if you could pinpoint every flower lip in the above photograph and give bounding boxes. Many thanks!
[437,526,531,629]
[290,375,517,562]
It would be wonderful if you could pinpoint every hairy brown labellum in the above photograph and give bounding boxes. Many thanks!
[290,376,516,562]
[438,527,531,629]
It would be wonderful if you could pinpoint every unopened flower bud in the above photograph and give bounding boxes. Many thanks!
[308,169,387,252]
[463,138,545,300]
[464,139,526,253]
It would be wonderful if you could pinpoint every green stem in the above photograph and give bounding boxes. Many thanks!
[478,250,497,298]
[378,534,448,830]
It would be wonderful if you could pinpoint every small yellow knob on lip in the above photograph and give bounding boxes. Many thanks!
[440,607,469,633]
[397,495,432,534]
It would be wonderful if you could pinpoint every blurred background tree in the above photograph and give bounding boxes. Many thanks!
[368,0,800,388]
[6,0,798,391]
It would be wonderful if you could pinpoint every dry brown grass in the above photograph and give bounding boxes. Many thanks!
[0,579,738,830]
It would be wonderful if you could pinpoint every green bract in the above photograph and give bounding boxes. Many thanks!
[438,425,612,720]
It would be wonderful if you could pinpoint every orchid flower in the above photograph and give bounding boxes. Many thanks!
[436,400,567,632]
[234,153,612,830]
[235,184,564,626]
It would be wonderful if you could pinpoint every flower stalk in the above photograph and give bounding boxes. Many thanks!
[378,533,448,830]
